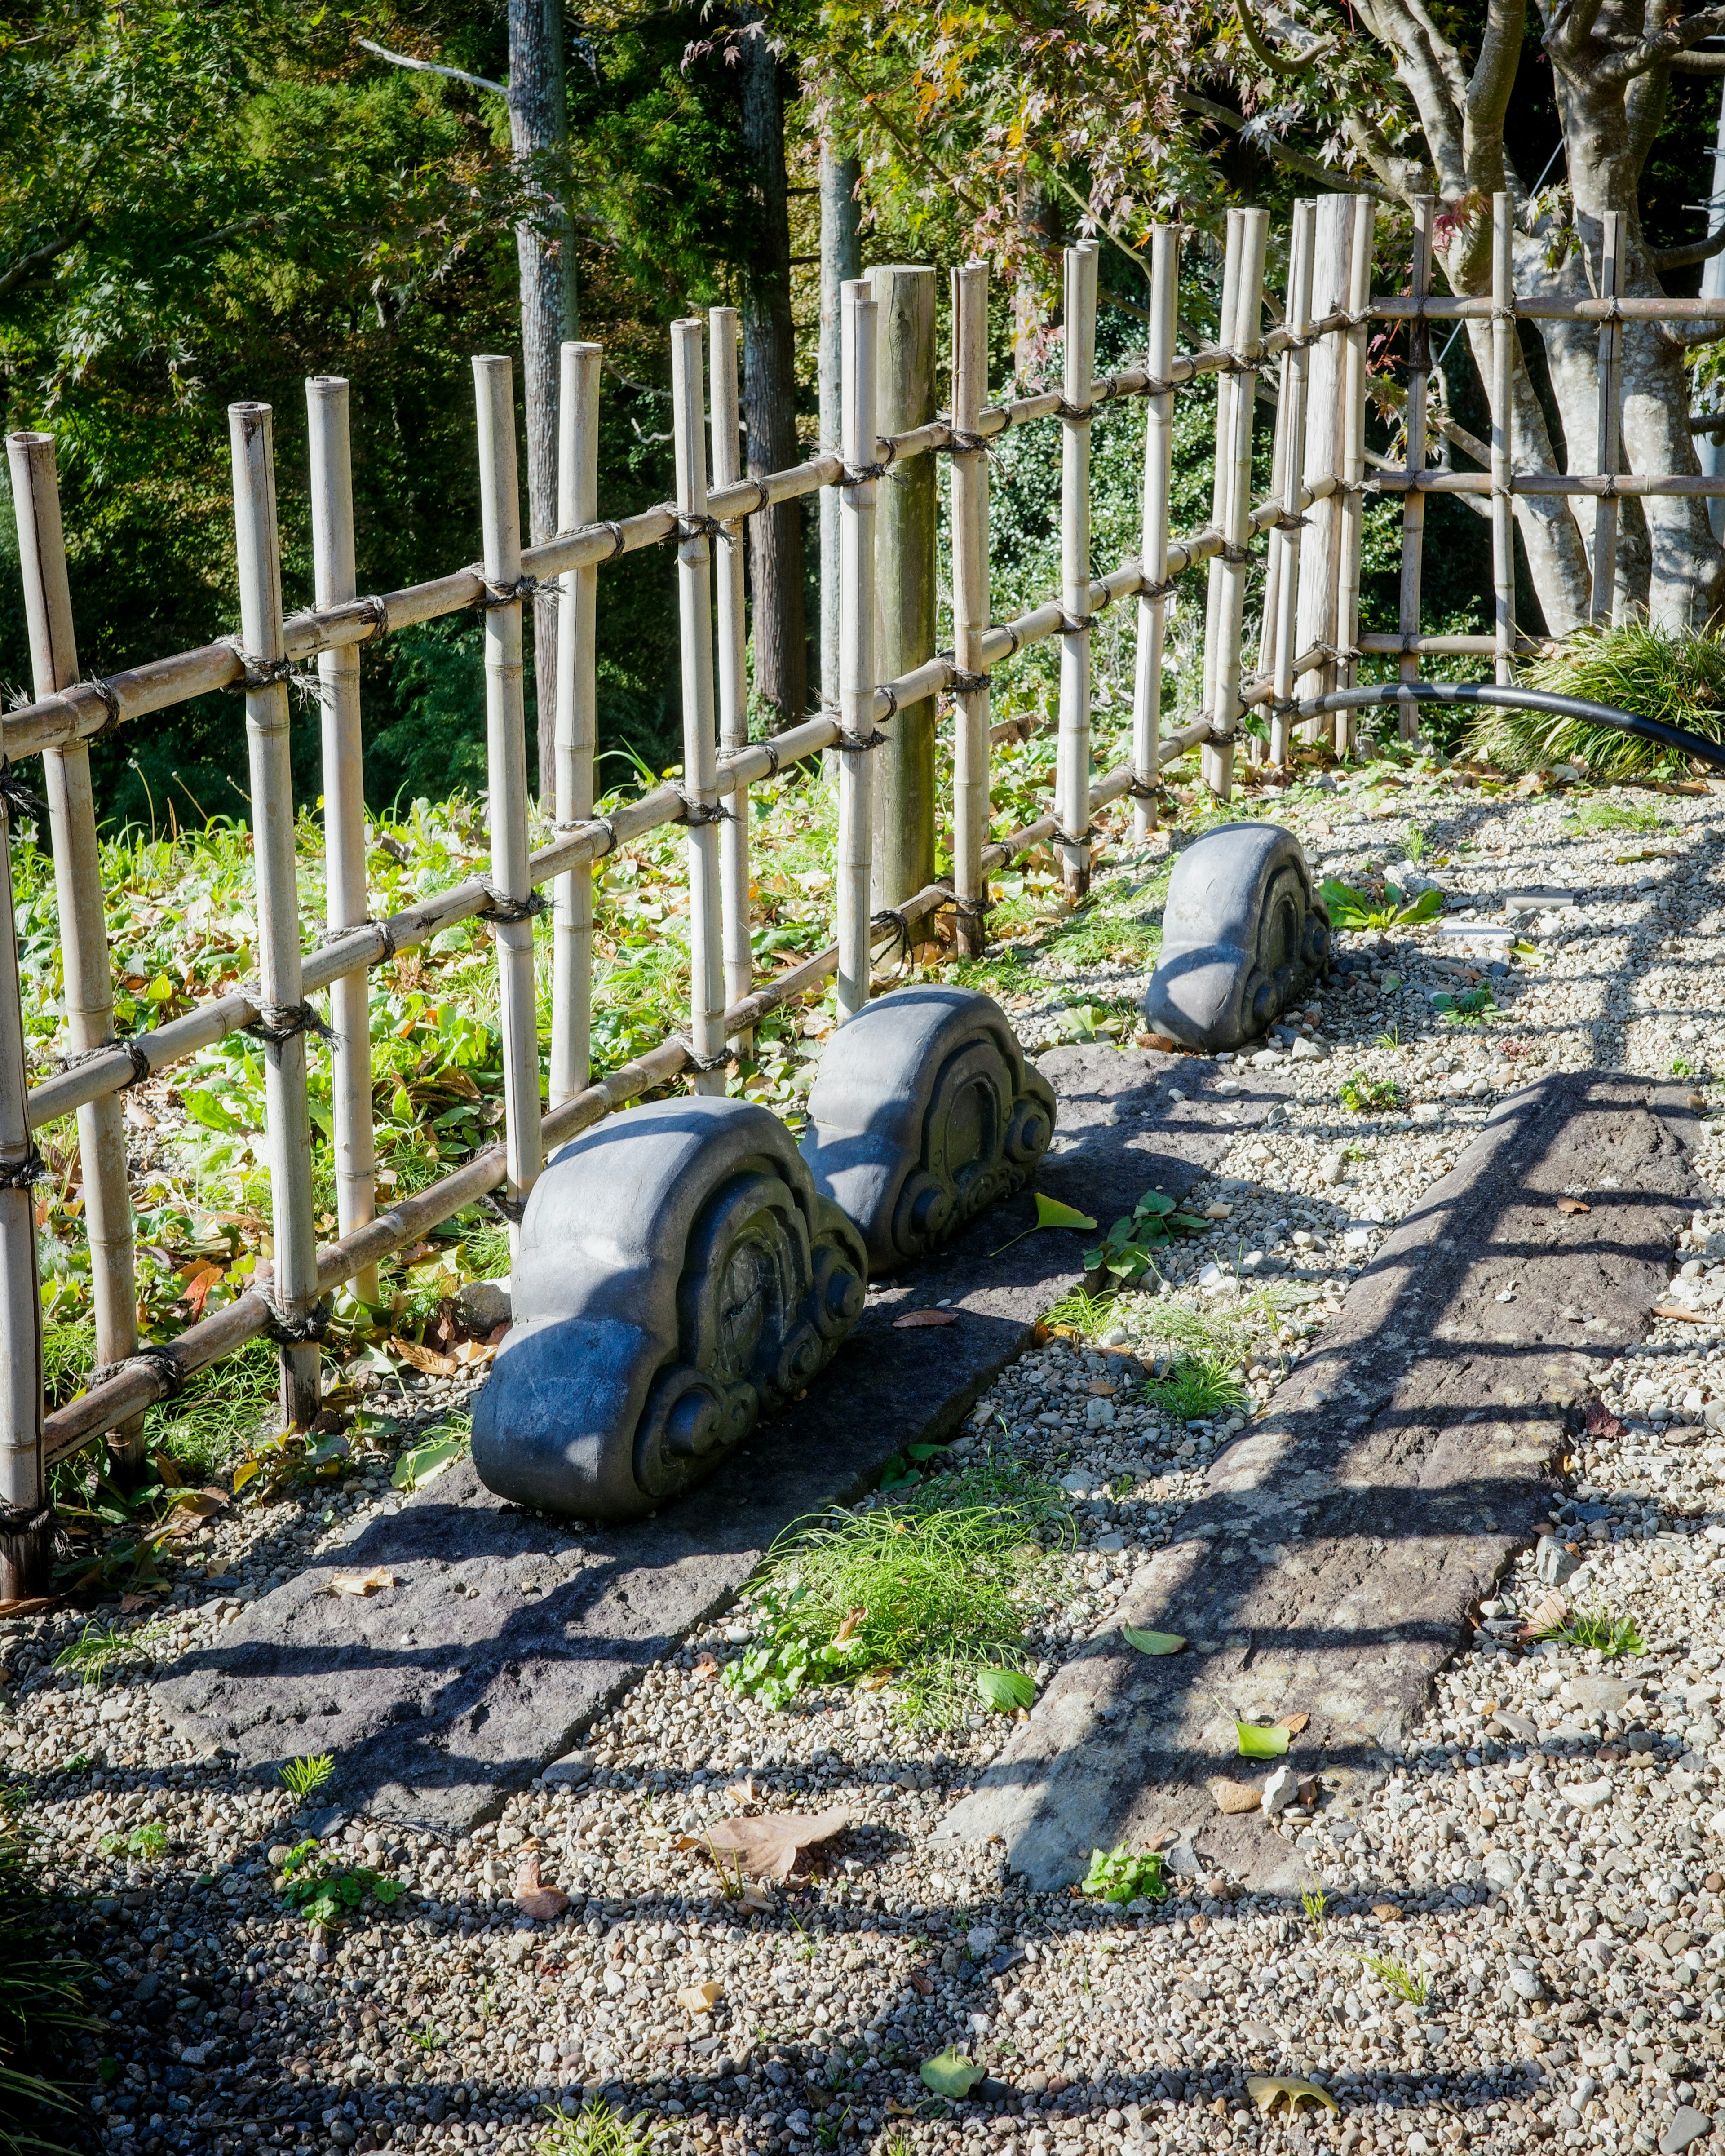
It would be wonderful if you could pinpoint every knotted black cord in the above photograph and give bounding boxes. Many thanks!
[264,1298,333,1347]
[244,1001,337,1047]
[480,884,551,925]
[0,1144,46,1191]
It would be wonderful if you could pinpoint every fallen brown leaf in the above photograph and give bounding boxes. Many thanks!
[1518,1589,1569,1639]
[1247,2076,1339,2116]
[737,1882,775,1913]
[689,1809,850,1881]
[832,1607,866,1646]
[1277,1712,1310,1735]
[723,1776,757,1806]
[893,1309,957,1328]
[328,1567,396,1598]
[119,1593,157,1612]
[691,1654,720,1682]
[1653,1304,1713,1324]
[910,1971,935,1997]
[0,1596,58,1618]
[676,1980,724,2015]
[389,1336,459,1377]
[452,1340,498,1369]
[513,1853,570,1922]
[1209,1776,1264,1816]
[1556,1197,1592,1216]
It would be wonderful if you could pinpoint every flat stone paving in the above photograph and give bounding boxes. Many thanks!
[153,1044,1290,1832]
[938,1071,1699,1890]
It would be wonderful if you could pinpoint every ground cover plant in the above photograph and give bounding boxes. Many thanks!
[0,1789,86,2154]
[1468,622,1725,780]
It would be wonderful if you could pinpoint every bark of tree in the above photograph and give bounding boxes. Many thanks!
[739,17,808,722]
[510,0,577,797]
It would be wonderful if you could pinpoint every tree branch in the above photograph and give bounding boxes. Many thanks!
[0,222,90,302]
[1669,44,1725,61]
[1177,93,1396,196]
[356,37,507,98]
[1233,0,1340,75]
[1598,6,1725,84]
[1465,0,1525,150]
[1653,226,1725,269]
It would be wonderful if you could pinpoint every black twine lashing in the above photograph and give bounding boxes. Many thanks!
[481,884,551,925]
[0,1142,46,1191]
[265,1297,332,1347]
[80,677,124,742]
[679,796,732,827]
[244,1001,336,1046]
[673,1036,731,1074]
[836,726,889,753]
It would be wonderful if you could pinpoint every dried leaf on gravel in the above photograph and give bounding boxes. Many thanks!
[737,1882,776,1913]
[328,1567,395,1598]
[0,1596,58,1617]
[1653,1304,1712,1324]
[389,1336,460,1377]
[723,1776,757,1806]
[1209,1777,1265,1815]
[893,1309,958,1328]
[691,1654,720,1681]
[1247,2075,1339,2115]
[1277,1712,1310,1734]
[1557,1197,1592,1215]
[920,2046,983,2098]
[676,1980,723,2014]
[513,1854,569,1922]
[1519,1589,1570,1638]
[680,1809,849,1880]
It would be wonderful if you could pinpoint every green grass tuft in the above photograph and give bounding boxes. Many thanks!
[1141,1352,1247,1423]
[1338,1071,1405,1113]
[1542,1601,1643,1658]
[0,1787,88,2154]
[1466,621,1725,779]
[1564,797,1666,836]
[535,2102,651,2156]
[1357,1950,1429,2006]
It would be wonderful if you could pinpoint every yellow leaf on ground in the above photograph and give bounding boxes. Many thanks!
[1247,2076,1339,2116]
[676,1980,724,2015]
[328,1567,395,1598]
[1372,1902,1403,1921]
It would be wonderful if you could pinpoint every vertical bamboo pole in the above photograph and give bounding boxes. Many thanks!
[870,265,938,911]
[819,145,863,724]
[7,431,141,1471]
[1591,212,1623,625]
[670,319,727,1088]
[709,308,753,1040]
[1334,193,1376,756]
[1205,209,1268,803]
[551,340,602,1107]
[473,359,547,1235]
[1202,217,1245,738]
[305,380,378,1306]
[1132,226,1178,840]
[951,261,992,956]
[1397,198,1433,744]
[229,403,321,1430]
[1491,195,1517,687]
[1056,239,1099,905]
[836,279,880,1020]
[0,782,43,1598]
[1296,195,1355,744]
[1268,204,1316,770]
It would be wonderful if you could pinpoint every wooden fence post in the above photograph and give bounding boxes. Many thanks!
[1203,214,1244,741]
[836,279,880,1021]
[870,265,938,911]
[1057,239,1100,905]
[1268,203,1316,770]
[7,430,142,1470]
[819,145,863,728]
[1592,212,1624,625]
[1296,196,1356,743]
[710,308,753,1042]
[551,340,602,1107]
[1398,199,1433,741]
[669,319,727,1090]
[305,380,379,1305]
[1334,193,1376,755]
[0,779,43,1596]
[951,261,992,956]
[472,359,548,1231]
[1206,209,1268,802]
[1132,226,1178,839]
[1491,195,1517,687]
[228,402,323,1431]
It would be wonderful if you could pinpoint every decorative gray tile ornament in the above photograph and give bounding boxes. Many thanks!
[472,1097,867,1521]
[799,984,1057,1274]
[1141,822,1331,1053]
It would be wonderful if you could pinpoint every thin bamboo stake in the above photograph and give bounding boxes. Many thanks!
[1397,198,1433,744]
[709,309,753,1047]
[1132,227,1178,839]
[1203,216,1245,735]
[670,319,727,1090]
[1296,196,1355,745]
[0,778,43,1595]
[1334,192,1376,756]
[551,341,602,1107]
[6,430,141,1470]
[951,261,992,956]
[1592,212,1624,625]
[836,279,880,1020]
[228,403,322,1431]
[1491,195,1517,688]
[305,380,379,1306]
[473,358,547,1240]
[1056,239,1100,904]
[1205,209,1268,802]
[819,145,862,728]
[1268,204,1317,770]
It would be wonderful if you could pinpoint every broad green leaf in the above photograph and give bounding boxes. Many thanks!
[1035,1194,1097,1231]
[1236,1720,1291,1759]
[977,1667,1036,1713]
[392,1436,466,1491]
[1402,886,1444,922]
[1136,1191,1175,1217]
[182,1089,240,1134]
[920,2046,984,2098]
[905,1443,945,1461]
[1123,1625,1186,1656]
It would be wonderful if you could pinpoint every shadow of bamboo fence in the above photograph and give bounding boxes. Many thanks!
[4,191,1724,1594]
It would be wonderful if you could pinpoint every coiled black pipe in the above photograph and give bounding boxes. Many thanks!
[1294,679,1725,775]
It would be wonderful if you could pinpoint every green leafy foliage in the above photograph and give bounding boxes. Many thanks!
[1041,1284,1120,1339]
[534,2100,651,2156]
[1435,985,1495,1026]
[279,1754,336,1802]
[1122,1625,1185,1655]
[1320,878,1444,931]
[392,1426,470,1491]
[1564,798,1666,836]
[98,1820,168,1861]
[1468,623,1725,780]
[54,1618,169,1687]
[1356,1951,1429,2007]
[976,1666,1036,1713]
[1084,1190,1208,1282]
[1337,1071,1406,1113]
[1236,1720,1291,1758]
[277,1839,405,1933]
[1081,1845,1169,1904]
[919,2046,984,2098]
[1541,1601,1644,1658]
[1141,1353,1247,1423]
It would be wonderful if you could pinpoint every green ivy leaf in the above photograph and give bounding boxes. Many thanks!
[977,1667,1036,1713]
[1034,1194,1097,1231]
[1236,1721,1291,1759]
[920,2047,984,2098]
[1122,1625,1186,1656]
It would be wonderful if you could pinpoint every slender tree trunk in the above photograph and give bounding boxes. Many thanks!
[511,0,577,798]
[738,16,807,722]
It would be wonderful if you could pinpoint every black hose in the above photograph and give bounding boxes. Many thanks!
[1295,679,1725,775]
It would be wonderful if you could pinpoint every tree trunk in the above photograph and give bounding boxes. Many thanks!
[739,18,807,723]
[510,0,577,799]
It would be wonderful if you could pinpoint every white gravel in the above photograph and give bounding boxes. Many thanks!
[6,762,1725,2156]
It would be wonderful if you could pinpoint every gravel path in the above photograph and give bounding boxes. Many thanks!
[6,763,1725,2156]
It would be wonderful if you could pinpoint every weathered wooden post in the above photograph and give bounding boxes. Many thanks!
[1131,227,1178,839]
[1491,195,1517,687]
[869,265,938,911]
[1592,212,1624,625]
[229,402,323,1430]
[551,340,602,1107]
[7,430,142,1468]
[819,146,863,730]
[710,308,753,1041]
[951,261,993,956]
[1397,200,1433,740]
[1056,239,1100,905]
[1334,193,1376,756]
[1268,203,1316,770]
[836,279,880,1021]
[1296,195,1357,742]
[473,359,548,1229]
[305,380,380,1304]
[0,770,44,1595]
[1205,209,1268,801]
[669,319,728,1089]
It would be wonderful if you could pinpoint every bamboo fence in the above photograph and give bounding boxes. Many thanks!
[5,193,1725,1590]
